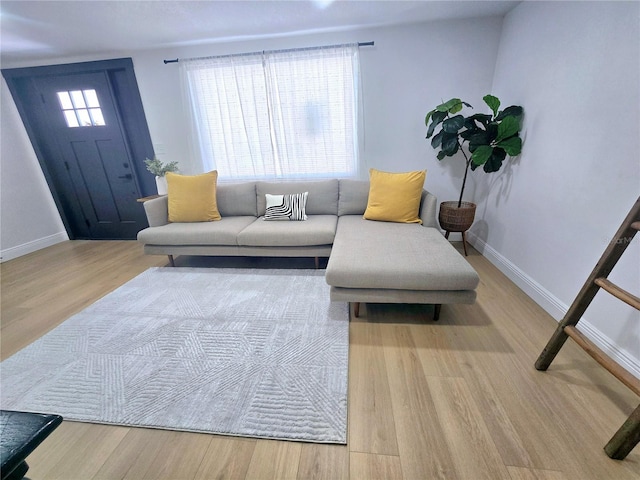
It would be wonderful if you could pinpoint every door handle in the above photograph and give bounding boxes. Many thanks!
[118,174,132,180]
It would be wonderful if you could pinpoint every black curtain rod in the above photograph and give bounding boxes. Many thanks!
[163,41,374,64]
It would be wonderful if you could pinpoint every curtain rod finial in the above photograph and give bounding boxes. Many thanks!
[164,58,179,64]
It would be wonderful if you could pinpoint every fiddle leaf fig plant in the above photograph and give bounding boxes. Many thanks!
[425,95,523,207]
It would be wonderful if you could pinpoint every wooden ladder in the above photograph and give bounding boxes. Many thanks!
[535,196,640,460]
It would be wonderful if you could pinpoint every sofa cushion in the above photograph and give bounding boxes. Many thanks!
[166,171,221,222]
[326,215,479,291]
[363,169,426,224]
[137,216,256,246]
[338,179,370,216]
[264,192,308,221]
[256,179,339,216]
[237,215,337,247]
[217,182,257,217]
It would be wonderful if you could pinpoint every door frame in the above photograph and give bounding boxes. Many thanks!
[2,58,156,239]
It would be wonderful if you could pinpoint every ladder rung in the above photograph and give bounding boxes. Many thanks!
[631,221,640,231]
[564,325,640,397]
[594,277,640,310]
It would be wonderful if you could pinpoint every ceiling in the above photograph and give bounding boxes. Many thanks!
[0,0,520,66]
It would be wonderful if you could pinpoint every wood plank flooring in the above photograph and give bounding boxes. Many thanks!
[1,240,638,479]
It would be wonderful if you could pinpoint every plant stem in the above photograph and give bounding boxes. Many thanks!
[457,143,471,208]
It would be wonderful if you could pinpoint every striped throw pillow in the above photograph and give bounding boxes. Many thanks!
[264,192,308,221]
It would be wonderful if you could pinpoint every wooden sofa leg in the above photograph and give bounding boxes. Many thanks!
[314,256,319,269]
[433,304,442,321]
[353,302,360,318]
[168,255,175,267]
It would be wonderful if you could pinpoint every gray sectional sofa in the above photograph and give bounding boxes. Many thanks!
[137,178,479,319]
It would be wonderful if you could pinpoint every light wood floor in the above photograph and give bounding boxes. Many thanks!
[1,240,638,480]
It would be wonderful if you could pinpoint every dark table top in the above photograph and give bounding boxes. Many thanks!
[1,410,63,479]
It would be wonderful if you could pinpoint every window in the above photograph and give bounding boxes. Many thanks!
[57,89,105,127]
[181,44,360,180]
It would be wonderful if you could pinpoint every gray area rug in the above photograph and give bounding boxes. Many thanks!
[1,268,349,444]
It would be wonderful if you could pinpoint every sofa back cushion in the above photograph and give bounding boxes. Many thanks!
[256,179,339,216]
[338,179,370,215]
[363,169,426,224]
[339,179,438,226]
[166,171,221,222]
[217,182,257,217]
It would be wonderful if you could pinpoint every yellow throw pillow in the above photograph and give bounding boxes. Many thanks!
[363,168,426,224]
[166,171,221,222]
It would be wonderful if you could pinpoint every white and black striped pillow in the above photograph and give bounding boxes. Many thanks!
[264,192,308,221]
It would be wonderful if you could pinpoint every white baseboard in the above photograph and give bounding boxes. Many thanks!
[0,232,68,262]
[467,231,640,380]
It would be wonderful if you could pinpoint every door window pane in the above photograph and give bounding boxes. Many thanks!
[84,89,100,108]
[89,108,105,126]
[70,90,86,108]
[63,110,80,128]
[77,109,91,126]
[57,89,105,128]
[57,91,73,110]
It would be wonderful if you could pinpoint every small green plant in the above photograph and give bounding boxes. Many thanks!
[425,95,523,207]
[144,157,179,177]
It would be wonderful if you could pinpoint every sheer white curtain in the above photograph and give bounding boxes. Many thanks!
[180,44,361,180]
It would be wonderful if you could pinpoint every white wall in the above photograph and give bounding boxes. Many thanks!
[0,78,68,261]
[469,1,640,376]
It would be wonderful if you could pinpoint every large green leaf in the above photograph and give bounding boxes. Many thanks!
[460,127,479,140]
[495,116,520,143]
[442,115,465,133]
[467,131,491,145]
[497,136,522,156]
[436,98,462,113]
[483,148,507,173]
[496,105,523,121]
[471,145,493,166]
[483,95,500,116]
[468,133,492,154]
[425,109,435,127]
[441,133,460,156]
[426,110,447,138]
[486,123,498,141]
[463,119,479,132]
[431,130,444,149]
[435,98,473,114]
[467,113,492,128]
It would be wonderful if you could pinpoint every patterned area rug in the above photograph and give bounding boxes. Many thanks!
[1,268,349,444]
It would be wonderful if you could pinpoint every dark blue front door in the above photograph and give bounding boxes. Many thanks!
[3,58,155,239]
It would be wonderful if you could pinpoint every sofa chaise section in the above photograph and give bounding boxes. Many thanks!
[324,179,479,319]
[325,215,479,318]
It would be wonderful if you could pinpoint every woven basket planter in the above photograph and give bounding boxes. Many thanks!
[438,201,476,232]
